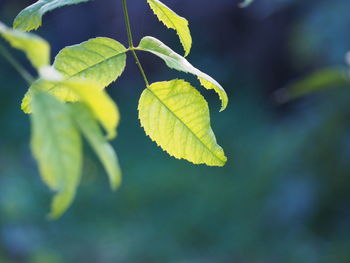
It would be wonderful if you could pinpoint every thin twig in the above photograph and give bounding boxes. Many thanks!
[122,0,149,87]
[0,42,34,85]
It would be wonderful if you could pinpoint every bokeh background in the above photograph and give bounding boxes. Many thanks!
[1,0,350,262]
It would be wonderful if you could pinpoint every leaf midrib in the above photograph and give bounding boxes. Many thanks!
[47,52,126,93]
[35,97,71,190]
[146,87,225,164]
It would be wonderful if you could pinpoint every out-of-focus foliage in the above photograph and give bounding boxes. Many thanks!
[62,80,120,140]
[0,21,49,70]
[0,21,125,217]
[239,0,255,8]
[290,0,350,65]
[1,0,350,262]
[277,68,350,102]
[71,103,122,190]
[30,91,82,219]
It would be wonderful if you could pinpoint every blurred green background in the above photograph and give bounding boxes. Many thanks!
[1,0,350,262]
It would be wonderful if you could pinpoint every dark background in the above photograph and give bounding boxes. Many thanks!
[1,0,350,262]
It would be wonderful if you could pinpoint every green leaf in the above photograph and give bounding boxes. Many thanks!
[49,188,76,219]
[146,0,192,56]
[22,37,127,113]
[24,80,120,139]
[137,36,228,111]
[71,103,122,190]
[138,79,227,166]
[13,0,92,32]
[276,68,350,102]
[30,91,82,218]
[53,37,127,84]
[0,21,50,70]
[63,81,120,140]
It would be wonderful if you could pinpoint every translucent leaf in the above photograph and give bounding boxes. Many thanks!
[53,37,126,84]
[63,81,120,140]
[26,80,119,139]
[22,80,67,113]
[30,91,82,218]
[22,37,127,113]
[13,0,92,32]
[71,103,122,190]
[138,79,227,166]
[0,21,49,70]
[146,0,192,56]
[137,36,228,111]
[49,188,76,219]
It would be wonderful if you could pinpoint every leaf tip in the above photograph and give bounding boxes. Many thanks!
[106,130,117,141]
[110,180,121,191]
[108,168,122,191]
[47,189,76,220]
[219,101,228,112]
[219,156,228,167]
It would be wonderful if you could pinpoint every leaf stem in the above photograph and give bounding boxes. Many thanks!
[122,0,149,87]
[0,42,34,85]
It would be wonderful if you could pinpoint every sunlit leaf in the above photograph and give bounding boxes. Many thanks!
[49,188,76,219]
[146,0,192,56]
[71,103,122,189]
[138,79,227,166]
[13,0,92,31]
[137,36,228,111]
[22,37,127,113]
[64,81,120,140]
[0,21,49,70]
[30,91,82,218]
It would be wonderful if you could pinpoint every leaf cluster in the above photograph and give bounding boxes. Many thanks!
[0,0,228,218]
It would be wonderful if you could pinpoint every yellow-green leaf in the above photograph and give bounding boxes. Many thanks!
[0,21,49,70]
[30,91,82,218]
[138,79,227,166]
[198,77,228,112]
[13,0,92,32]
[146,0,192,56]
[71,103,122,190]
[22,37,127,113]
[63,81,120,140]
[21,79,69,113]
[49,188,76,219]
[137,36,228,111]
[53,37,126,84]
